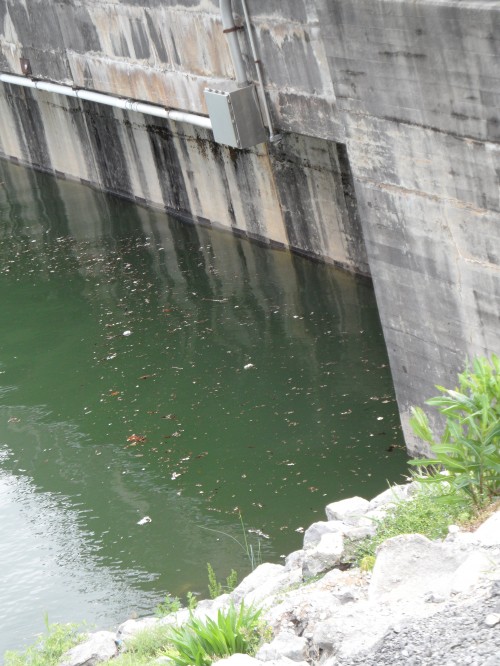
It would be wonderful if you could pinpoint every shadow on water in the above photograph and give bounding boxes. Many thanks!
[0,159,408,654]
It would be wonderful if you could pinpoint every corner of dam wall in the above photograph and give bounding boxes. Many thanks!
[0,0,499,455]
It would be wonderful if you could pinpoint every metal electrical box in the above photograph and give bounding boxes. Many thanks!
[204,84,268,149]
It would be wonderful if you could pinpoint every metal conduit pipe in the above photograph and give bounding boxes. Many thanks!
[219,0,248,87]
[239,0,281,143]
[0,71,213,129]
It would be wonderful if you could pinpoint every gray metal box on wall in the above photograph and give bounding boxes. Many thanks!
[204,84,268,149]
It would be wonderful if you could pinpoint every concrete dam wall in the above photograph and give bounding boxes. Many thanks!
[0,0,499,454]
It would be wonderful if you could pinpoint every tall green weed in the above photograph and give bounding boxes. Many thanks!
[410,355,500,508]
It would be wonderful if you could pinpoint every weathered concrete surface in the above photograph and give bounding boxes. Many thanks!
[0,82,366,273]
[316,0,500,452]
[0,0,499,453]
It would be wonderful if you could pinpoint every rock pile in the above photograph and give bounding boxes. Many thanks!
[59,485,500,666]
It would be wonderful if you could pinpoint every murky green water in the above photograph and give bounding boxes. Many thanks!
[0,159,407,655]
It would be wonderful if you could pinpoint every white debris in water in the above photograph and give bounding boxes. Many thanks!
[244,363,254,370]
[123,330,132,336]
[137,516,151,525]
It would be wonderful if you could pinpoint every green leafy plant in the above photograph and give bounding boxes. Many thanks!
[409,355,500,509]
[207,562,222,599]
[155,593,182,618]
[166,602,264,666]
[355,483,470,568]
[4,616,85,666]
[187,591,199,611]
[207,563,238,599]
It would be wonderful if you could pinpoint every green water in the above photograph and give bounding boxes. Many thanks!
[0,159,407,655]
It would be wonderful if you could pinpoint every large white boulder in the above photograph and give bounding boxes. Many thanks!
[256,633,308,662]
[302,532,344,578]
[284,550,305,571]
[369,534,469,602]
[116,617,160,643]
[474,511,500,547]
[450,551,496,595]
[194,594,232,621]
[311,618,342,653]
[232,563,300,606]
[325,497,369,525]
[303,521,344,548]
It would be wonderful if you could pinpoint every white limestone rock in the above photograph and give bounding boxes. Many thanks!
[450,551,495,595]
[369,534,469,602]
[59,631,116,666]
[303,521,344,548]
[232,563,286,601]
[194,594,232,621]
[284,549,305,571]
[264,586,342,637]
[232,563,299,606]
[158,608,190,627]
[216,654,265,666]
[312,618,343,653]
[342,524,377,541]
[325,497,369,526]
[247,572,303,607]
[302,532,344,578]
[363,507,389,524]
[484,613,500,627]
[116,617,160,643]
[256,633,308,662]
[304,519,375,549]
[474,511,500,547]
[368,483,415,510]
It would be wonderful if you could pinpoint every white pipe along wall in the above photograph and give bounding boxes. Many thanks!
[0,72,213,129]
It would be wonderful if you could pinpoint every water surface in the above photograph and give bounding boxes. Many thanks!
[0,160,407,655]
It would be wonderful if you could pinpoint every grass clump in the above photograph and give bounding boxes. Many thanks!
[112,602,266,666]
[355,484,470,568]
[112,624,174,666]
[4,618,85,666]
[167,602,264,666]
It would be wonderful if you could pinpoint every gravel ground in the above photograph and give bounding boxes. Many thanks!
[340,581,500,666]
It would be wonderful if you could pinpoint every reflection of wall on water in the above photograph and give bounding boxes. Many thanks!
[1,0,498,454]
[0,159,371,353]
